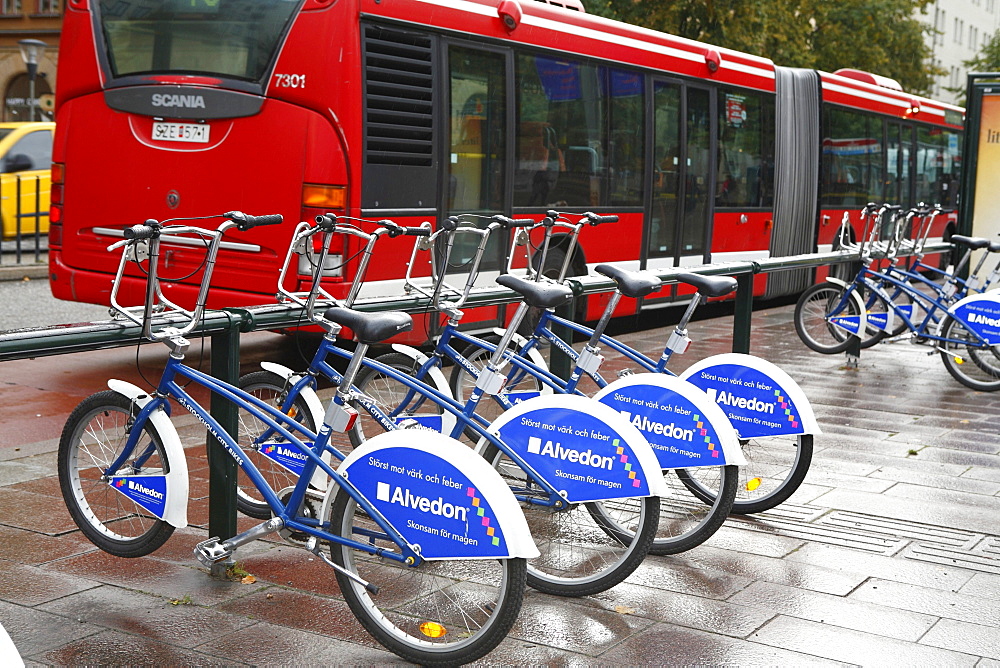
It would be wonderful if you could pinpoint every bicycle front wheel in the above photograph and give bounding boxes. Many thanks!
[794,283,860,354]
[349,353,450,447]
[328,489,526,666]
[481,443,658,596]
[236,370,319,519]
[679,435,813,514]
[58,391,175,557]
[939,315,1000,391]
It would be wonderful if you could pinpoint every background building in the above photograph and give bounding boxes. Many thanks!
[0,0,59,122]
[924,0,1000,104]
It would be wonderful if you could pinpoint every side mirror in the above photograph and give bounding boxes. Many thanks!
[3,153,33,173]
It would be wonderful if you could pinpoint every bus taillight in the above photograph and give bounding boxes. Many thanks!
[303,184,345,209]
[49,162,64,245]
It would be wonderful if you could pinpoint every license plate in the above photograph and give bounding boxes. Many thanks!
[152,122,210,144]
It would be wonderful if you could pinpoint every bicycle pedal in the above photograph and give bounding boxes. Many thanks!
[194,537,233,566]
[616,369,634,378]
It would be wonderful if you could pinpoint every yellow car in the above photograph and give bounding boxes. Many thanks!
[0,122,53,239]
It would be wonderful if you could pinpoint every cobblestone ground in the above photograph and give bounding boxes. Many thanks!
[2,299,1000,665]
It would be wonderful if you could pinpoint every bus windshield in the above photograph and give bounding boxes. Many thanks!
[98,0,302,82]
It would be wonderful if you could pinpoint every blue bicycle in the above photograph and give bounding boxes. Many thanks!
[428,212,817,516]
[240,214,669,597]
[57,212,537,666]
[795,205,1000,391]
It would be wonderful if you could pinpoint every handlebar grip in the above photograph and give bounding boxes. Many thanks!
[403,226,431,237]
[226,211,283,231]
[315,213,338,230]
[584,212,618,225]
[491,215,535,228]
[124,220,160,240]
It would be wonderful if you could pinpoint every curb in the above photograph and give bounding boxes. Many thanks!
[0,263,48,282]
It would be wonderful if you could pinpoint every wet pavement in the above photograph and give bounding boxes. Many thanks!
[2,299,1000,665]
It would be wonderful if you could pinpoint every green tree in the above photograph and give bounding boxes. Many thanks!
[585,0,938,95]
[948,30,1000,104]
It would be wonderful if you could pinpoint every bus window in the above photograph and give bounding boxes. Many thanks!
[513,54,643,208]
[716,88,774,208]
[886,122,914,207]
[448,47,506,214]
[821,106,881,207]
[99,0,300,82]
[916,125,961,207]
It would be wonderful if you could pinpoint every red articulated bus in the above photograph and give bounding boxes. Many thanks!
[49,0,964,342]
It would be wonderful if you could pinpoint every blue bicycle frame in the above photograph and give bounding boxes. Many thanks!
[113,352,422,565]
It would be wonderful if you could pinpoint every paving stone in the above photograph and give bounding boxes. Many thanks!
[597,621,840,665]
[624,554,753,600]
[675,544,866,596]
[959,571,1000,599]
[850,578,1000,626]
[751,615,978,665]
[0,599,98,658]
[584,579,774,637]
[921,618,1000,660]
[729,581,937,642]
[868,465,1000,496]
[214,587,375,647]
[38,585,255,647]
[810,488,1000,536]
[46,550,266,606]
[692,523,807,559]
[0,558,99,606]
[0,487,78,535]
[786,543,975,591]
[34,629,231,666]
[0,525,95,565]
[507,592,653,656]
[192,620,395,664]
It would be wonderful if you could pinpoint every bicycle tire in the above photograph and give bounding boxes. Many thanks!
[794,283,860,354]
[349,353,450,447]
[678,434,813,514]
[586,464,735,556]
[939,315,1000,391]
[480,442,658,596]
[236,370,319,519]
[328,487,526,665]
[58,391,175,557]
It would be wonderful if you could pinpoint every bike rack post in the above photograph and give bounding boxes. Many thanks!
[206,308,249,577]
[732,270,755,354]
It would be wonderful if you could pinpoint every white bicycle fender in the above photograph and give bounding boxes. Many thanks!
[389,344,458,435]
[823,277,868,337]
[947,293,1000,345]
[679,353,821,438]
[331,430,538,560]
[484,394,668,503]
[491,328,553,396]
[594,374,745,468]
[107,380,189,529]
[258,362,330,490]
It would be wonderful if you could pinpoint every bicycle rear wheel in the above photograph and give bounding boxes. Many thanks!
[328,489,526,666]
[678,435,813,514]
[58,391,175,557]
[481,443,658,596]
[794,283,860,354]
[939,315,1000,391]
[450,336,546,437]
[236,370,320,519]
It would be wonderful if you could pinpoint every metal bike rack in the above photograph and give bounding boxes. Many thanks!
[0,242,952,553]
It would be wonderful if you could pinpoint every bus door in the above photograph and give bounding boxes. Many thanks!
[645,80,715,298]
[443,44,509,330]
[885,121,914,208]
